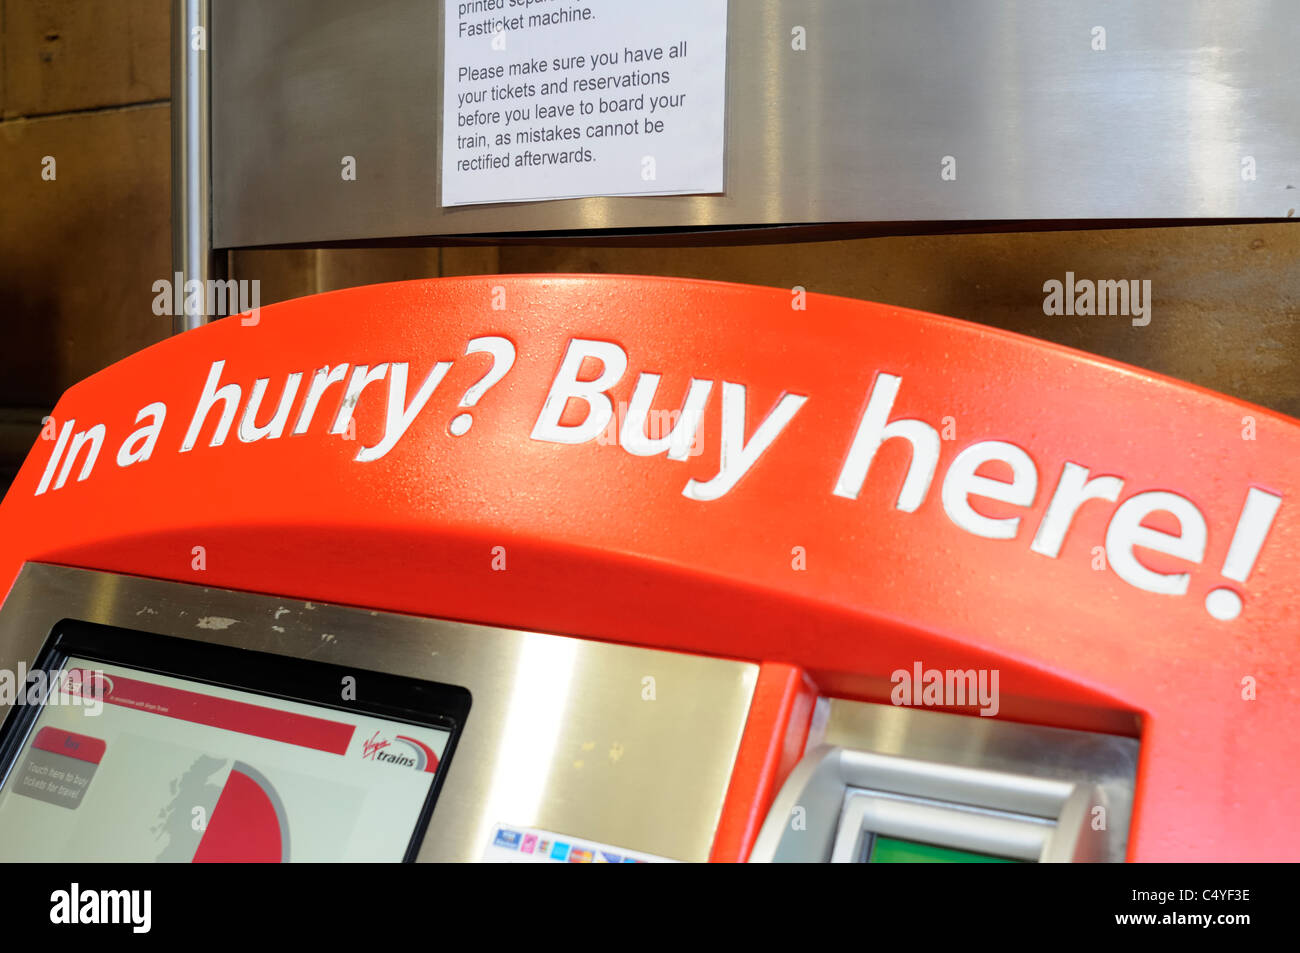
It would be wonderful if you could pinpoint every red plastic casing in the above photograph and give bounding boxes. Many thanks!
[0,276,1296,860]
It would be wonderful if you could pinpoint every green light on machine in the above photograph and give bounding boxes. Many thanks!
[867,836,1019,863]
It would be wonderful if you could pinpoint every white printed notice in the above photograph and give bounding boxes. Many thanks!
[442,0,728,206]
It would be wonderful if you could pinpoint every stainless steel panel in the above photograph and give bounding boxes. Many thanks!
[821,696,1140,825]
[0,564,757,862]
[837,747,1078,818]
[749,698,1139,862]
[835,789,1052,862]
[212,0,1300,248]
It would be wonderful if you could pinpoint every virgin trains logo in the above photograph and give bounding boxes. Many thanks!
[360,730,440,773]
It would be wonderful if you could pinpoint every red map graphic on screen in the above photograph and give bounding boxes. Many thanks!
[192,762,288,863]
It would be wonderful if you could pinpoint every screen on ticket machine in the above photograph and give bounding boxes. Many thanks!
[0,276,1295,865]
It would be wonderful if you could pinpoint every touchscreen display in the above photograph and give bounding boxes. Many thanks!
[0,648,459,862]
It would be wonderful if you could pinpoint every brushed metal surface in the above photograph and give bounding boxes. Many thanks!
[0,564,757,862]
[749,697,1139,862]
[212,0,1300,248]
[834,789,1053,862]
[172,0,217,333]
[822,697,1138,860]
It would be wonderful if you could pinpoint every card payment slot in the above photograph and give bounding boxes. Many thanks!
[749,699,1137,863]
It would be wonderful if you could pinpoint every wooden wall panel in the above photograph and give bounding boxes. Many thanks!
[2,0,169,119]
[0,104,170,406]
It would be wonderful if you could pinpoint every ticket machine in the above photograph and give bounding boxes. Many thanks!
[0,275,1294,862]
